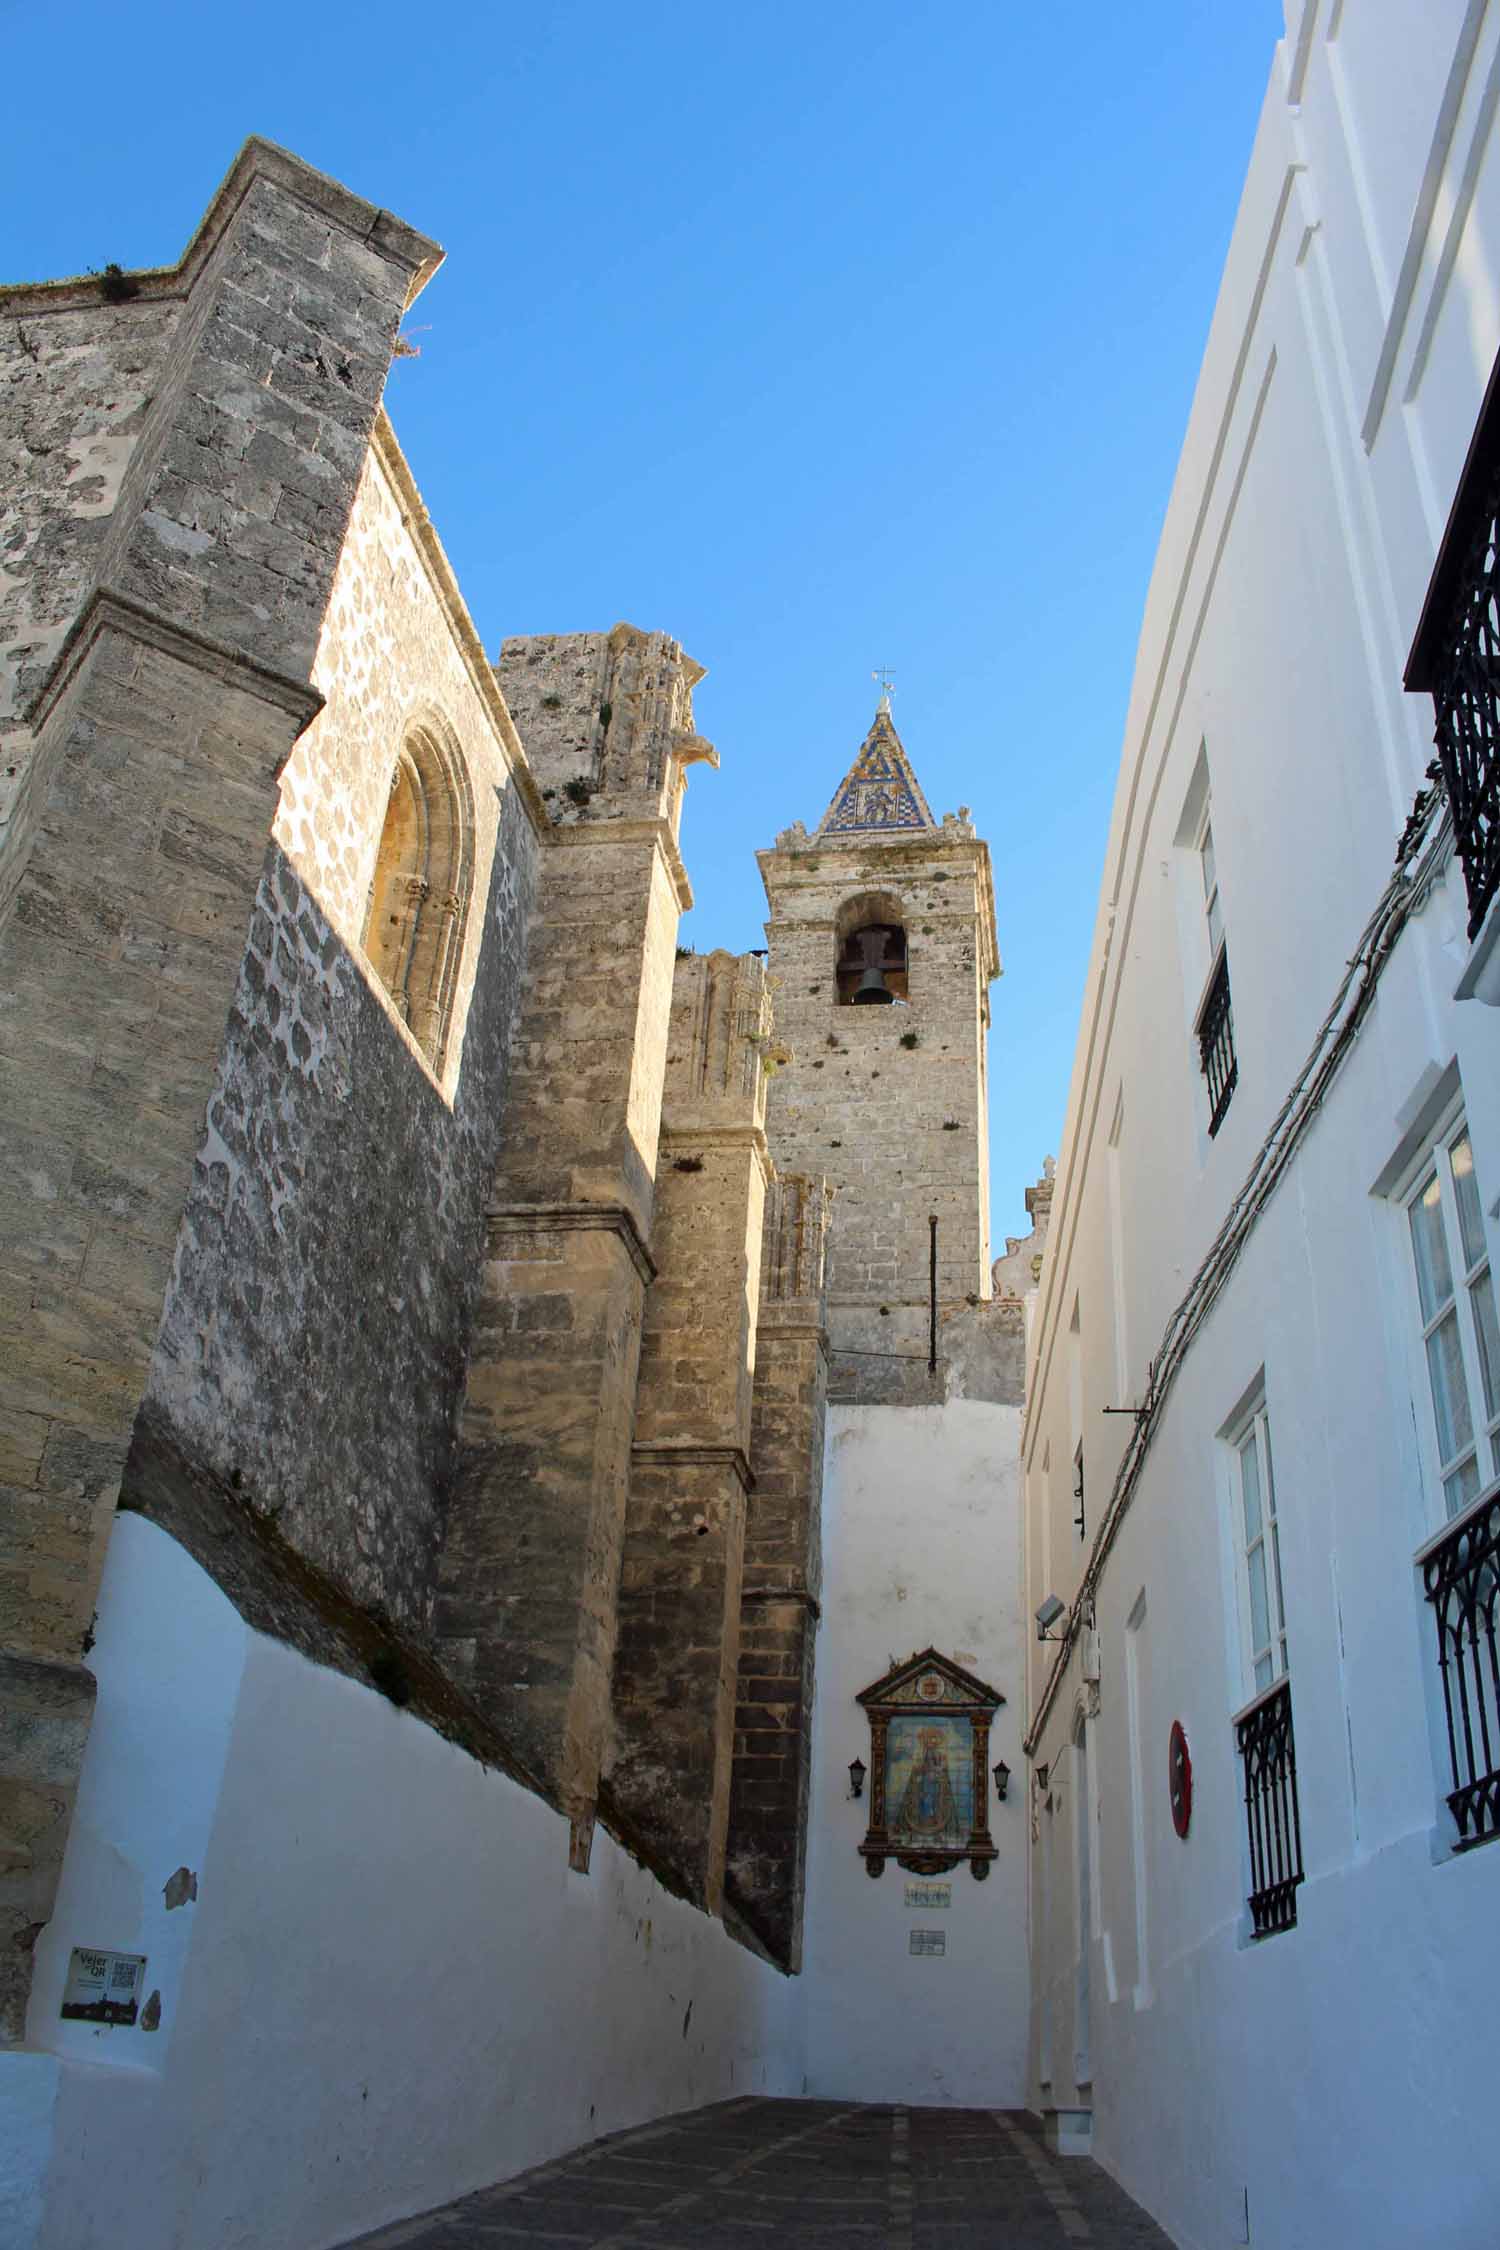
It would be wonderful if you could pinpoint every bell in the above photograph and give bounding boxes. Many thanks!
[849,926,897,1004]
[852,962,896,1004]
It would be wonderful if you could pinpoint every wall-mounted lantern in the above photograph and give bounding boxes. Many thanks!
[992,1759,1010,1803]
[848,1755,867,1800]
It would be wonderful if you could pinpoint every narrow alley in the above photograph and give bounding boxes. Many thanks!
[341,2100,1173,2249]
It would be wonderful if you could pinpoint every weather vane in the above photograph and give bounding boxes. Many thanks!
[872,665,896,714]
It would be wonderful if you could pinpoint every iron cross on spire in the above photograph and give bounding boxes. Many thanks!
[872,666,896,715]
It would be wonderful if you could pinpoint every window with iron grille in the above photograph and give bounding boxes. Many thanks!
[1405,350,1500,945]
[1234,1678,1304,1936]
[1185,798,1237,1138]
[1400,1104,1500,1850]
[1196,947,1237,1138]
[1226,1395,1303,1934]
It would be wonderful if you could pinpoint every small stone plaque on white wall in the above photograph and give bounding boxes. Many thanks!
[909,1928,947,1957]
[61,1947,146,2026]
[904,1880,952,1910]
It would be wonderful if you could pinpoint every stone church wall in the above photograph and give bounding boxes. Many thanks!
[0,139,441,2045]
[0,293,182,926]
[131,425,542,1645]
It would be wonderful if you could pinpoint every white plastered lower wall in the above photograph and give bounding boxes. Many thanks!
[2,1516,803,2250]
[800,1401,1028,2106]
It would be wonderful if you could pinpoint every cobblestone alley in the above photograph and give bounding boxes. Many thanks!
[341,2099,1174,2250]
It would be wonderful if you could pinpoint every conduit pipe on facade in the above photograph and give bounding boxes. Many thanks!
[1024,778,1453,1757]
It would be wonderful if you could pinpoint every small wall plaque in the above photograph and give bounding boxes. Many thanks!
[61,1947,146,2026]
[904,1880,952,1910]
[909,1928,947,1957]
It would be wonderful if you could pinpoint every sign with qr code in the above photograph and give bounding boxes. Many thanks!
[908,1928,947,1957]
[61,1947,147,2026]
[904,1881,952,1910]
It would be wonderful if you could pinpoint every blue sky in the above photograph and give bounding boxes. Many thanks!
[3,1,1284,1242]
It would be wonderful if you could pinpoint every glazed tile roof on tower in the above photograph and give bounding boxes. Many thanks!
[816,707,937,836]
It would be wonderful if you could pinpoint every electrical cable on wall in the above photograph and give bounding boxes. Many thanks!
[1024,776,1451,1756]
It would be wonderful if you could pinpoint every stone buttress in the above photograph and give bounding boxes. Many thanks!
[724,1170,833,1970]
[436,626,716,1829]
[0,142,439,2043]
[604,950,773,1908]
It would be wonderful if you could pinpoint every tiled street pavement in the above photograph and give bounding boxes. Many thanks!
[341,2098,1175,2250]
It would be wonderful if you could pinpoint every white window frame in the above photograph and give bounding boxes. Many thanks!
[1227,1395,1288,1701]
[1195,801,1223,963]
[1396,1102,1500,1525]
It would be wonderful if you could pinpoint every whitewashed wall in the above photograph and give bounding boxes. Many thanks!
[801,1402,1028,2105]
[1023,4,1500,2245]
[3,1517,803,2250]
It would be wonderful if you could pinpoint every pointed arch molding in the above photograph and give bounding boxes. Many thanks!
[362,707,476,1077]
[856,1647,1003,1880]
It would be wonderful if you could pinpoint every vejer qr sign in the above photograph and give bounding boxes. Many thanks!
[61,1946,147,2026]
[909,1928,947,1957]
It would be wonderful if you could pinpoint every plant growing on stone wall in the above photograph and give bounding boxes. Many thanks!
[675,944,695,959]
[369,1650,412,1706]
[540,692,562,709]
[673,1155,705,1173]
[942,1119,961,1131]
[900,1031,919,1048]
[563,777,596,807]
[599,701,613,728]
[88,262,141,303]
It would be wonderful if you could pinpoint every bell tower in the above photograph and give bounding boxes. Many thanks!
[758,699,1000,1391]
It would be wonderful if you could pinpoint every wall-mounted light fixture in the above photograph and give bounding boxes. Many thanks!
[992,1759,1010,1803]
[1035,1594,1068,1643]
[848,1755,867,1800]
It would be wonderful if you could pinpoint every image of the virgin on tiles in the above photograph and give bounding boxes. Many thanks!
[887,1715,972,1845]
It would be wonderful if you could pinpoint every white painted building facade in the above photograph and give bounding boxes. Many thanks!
[801,1400,1029,2108]
[1022,6,1500,2245]
[5,1516,805,2250]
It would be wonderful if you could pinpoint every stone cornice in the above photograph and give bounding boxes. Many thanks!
[660,1120,771,1167]
[0,135,442,315]
[753,1312,830,1352]
[484,1201,657,1288]
[547,816,694,911]
[29,584,326,738]
[630,1440,755,1493]
[739,1580,822,1617]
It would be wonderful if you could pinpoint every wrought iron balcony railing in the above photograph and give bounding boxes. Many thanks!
[1419,1482,1500,1849]
[1407,354,1500,943]
[1234,1676,1304,1937]
[1196,946,1237,1138]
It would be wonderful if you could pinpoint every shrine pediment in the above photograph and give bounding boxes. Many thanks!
[857,1646,1004,1715]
